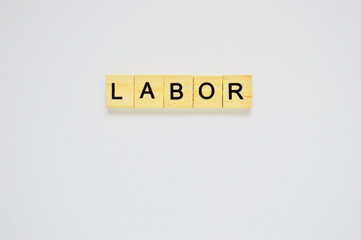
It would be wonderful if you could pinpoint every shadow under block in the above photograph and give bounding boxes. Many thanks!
[193,76,223,108]
[106,75,134,108]
[164,75,193,108]
[223,75,252,108]
[134,75,163,108]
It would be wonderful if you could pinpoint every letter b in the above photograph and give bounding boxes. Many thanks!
[170,83,183,100]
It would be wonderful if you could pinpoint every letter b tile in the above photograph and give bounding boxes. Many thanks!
[164,75,193,108]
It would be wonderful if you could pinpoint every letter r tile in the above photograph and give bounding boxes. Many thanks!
[223,75,252,108]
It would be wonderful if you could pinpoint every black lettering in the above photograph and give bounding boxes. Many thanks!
[140,82,155,99]
[228,83,243,100]
[199,82,214,99]
[112,83,123,100]
[170,83,183,100]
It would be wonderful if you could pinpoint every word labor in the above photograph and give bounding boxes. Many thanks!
[106,75,252,108]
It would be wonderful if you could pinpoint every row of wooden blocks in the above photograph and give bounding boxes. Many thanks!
[106,75,252,108]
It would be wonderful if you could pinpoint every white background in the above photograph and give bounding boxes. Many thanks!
[1,0,361,239]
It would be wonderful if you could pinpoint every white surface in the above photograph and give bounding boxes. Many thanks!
[1,0,361,239]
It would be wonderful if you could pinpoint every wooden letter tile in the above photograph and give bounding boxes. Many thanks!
[164,75,193,108]
[106,75,134,108]
[193,76,222,108]
[223,75,252,108]
[134,75,163,108]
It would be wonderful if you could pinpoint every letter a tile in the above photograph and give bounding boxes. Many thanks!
[134,75,163,108]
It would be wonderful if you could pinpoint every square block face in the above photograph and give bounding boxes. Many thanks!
[164,75,193,108]
[134,75,163,108]
[193,76,222,108]
[223,75,252,108]
[106,75,134,108]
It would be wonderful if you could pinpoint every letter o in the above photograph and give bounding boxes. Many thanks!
[199,82,215,99]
